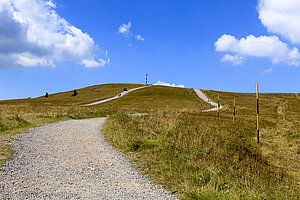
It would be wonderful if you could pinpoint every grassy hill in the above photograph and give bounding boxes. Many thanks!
[0,83,299,199]
[94,85,204,112]
[202,90,300,180]
[0,84,201,166]
[101,88,300,199]
[0,83,143,106]
[0,83,143,167]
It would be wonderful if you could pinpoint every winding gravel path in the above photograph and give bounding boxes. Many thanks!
[0,118,177,199]
[194,89,223,112]
[84,86,151,106]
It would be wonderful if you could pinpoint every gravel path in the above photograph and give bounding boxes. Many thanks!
[84,86,151,106]
[194,89,223,112]
[0,118,177,199]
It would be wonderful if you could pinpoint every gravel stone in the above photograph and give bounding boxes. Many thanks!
[0,118,177,199]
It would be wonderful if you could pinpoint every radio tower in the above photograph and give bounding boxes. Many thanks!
[146,74,148,85]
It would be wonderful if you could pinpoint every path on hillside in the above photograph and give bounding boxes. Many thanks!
[194,89,223,112]
[84,85,151,106]
[0,118,177,199]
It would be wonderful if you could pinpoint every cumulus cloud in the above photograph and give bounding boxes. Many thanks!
[215,0,300,66]
[154,81,184,88]
[118,22,131,36]
[135,34,145,41]
[215,34,300,66]
[0,0,108,68]
[263,67,273,74]
[258,0,300,44]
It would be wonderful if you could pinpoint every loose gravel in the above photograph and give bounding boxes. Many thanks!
[0,118,177,199]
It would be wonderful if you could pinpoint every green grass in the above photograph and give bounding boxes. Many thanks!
[0,83,143,167]
[102,111,299,199]
[101,87,299,199]
[94,85,203,112]
[202,90,300,180]
[0,83,143,106]
[0,83,299,199]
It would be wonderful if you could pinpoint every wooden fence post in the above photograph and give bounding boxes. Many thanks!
[233,97,236,123]
[217,94,220,117]
[256,83,259,144]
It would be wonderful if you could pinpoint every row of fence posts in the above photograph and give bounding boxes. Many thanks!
[203,83,260,144]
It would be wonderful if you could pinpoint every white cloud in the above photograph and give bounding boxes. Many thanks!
[258,0,300,44]
[221,54,244,65]
[263,67,273,74]
[154,81,184,88]
[216,0,300,66]
[0,0,108,68]
[118,22,131,36]
[135,34,145,41]
[215,34,300,66]
[215,35,238,52]
[82,58,107,68]
[118,22,145,44]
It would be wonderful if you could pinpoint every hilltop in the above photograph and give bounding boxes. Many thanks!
[0,83,299,199]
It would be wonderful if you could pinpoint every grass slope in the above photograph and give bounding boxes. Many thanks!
[94,85,203,112]
[0,83,143,166]
[102,88,299,199]
[0,84,299,199]
[0,83,143,106]
[202,90,300,181]
[0,84,200,166]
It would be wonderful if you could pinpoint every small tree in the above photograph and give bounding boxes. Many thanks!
[72,90,78,96]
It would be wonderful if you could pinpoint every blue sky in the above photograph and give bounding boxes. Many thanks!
[0,0,299,100]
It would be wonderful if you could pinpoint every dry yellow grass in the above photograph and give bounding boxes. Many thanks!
[0,83,299,199]
[101,87,299,199]
[202,90,300,183]
[0,83,143,106]
[0,83,143,167]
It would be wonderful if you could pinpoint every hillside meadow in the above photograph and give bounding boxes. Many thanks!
[0,84,299,199]
[0,83,142,166]
[101,87,299,199]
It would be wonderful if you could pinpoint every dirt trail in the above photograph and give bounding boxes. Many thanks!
[0,118,177,199]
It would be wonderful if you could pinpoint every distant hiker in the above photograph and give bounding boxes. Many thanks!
[45,92,48,98]
[72,90,78,96]
[118,94,121,97]
[91,88,93,91]
[123,88,127,91]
